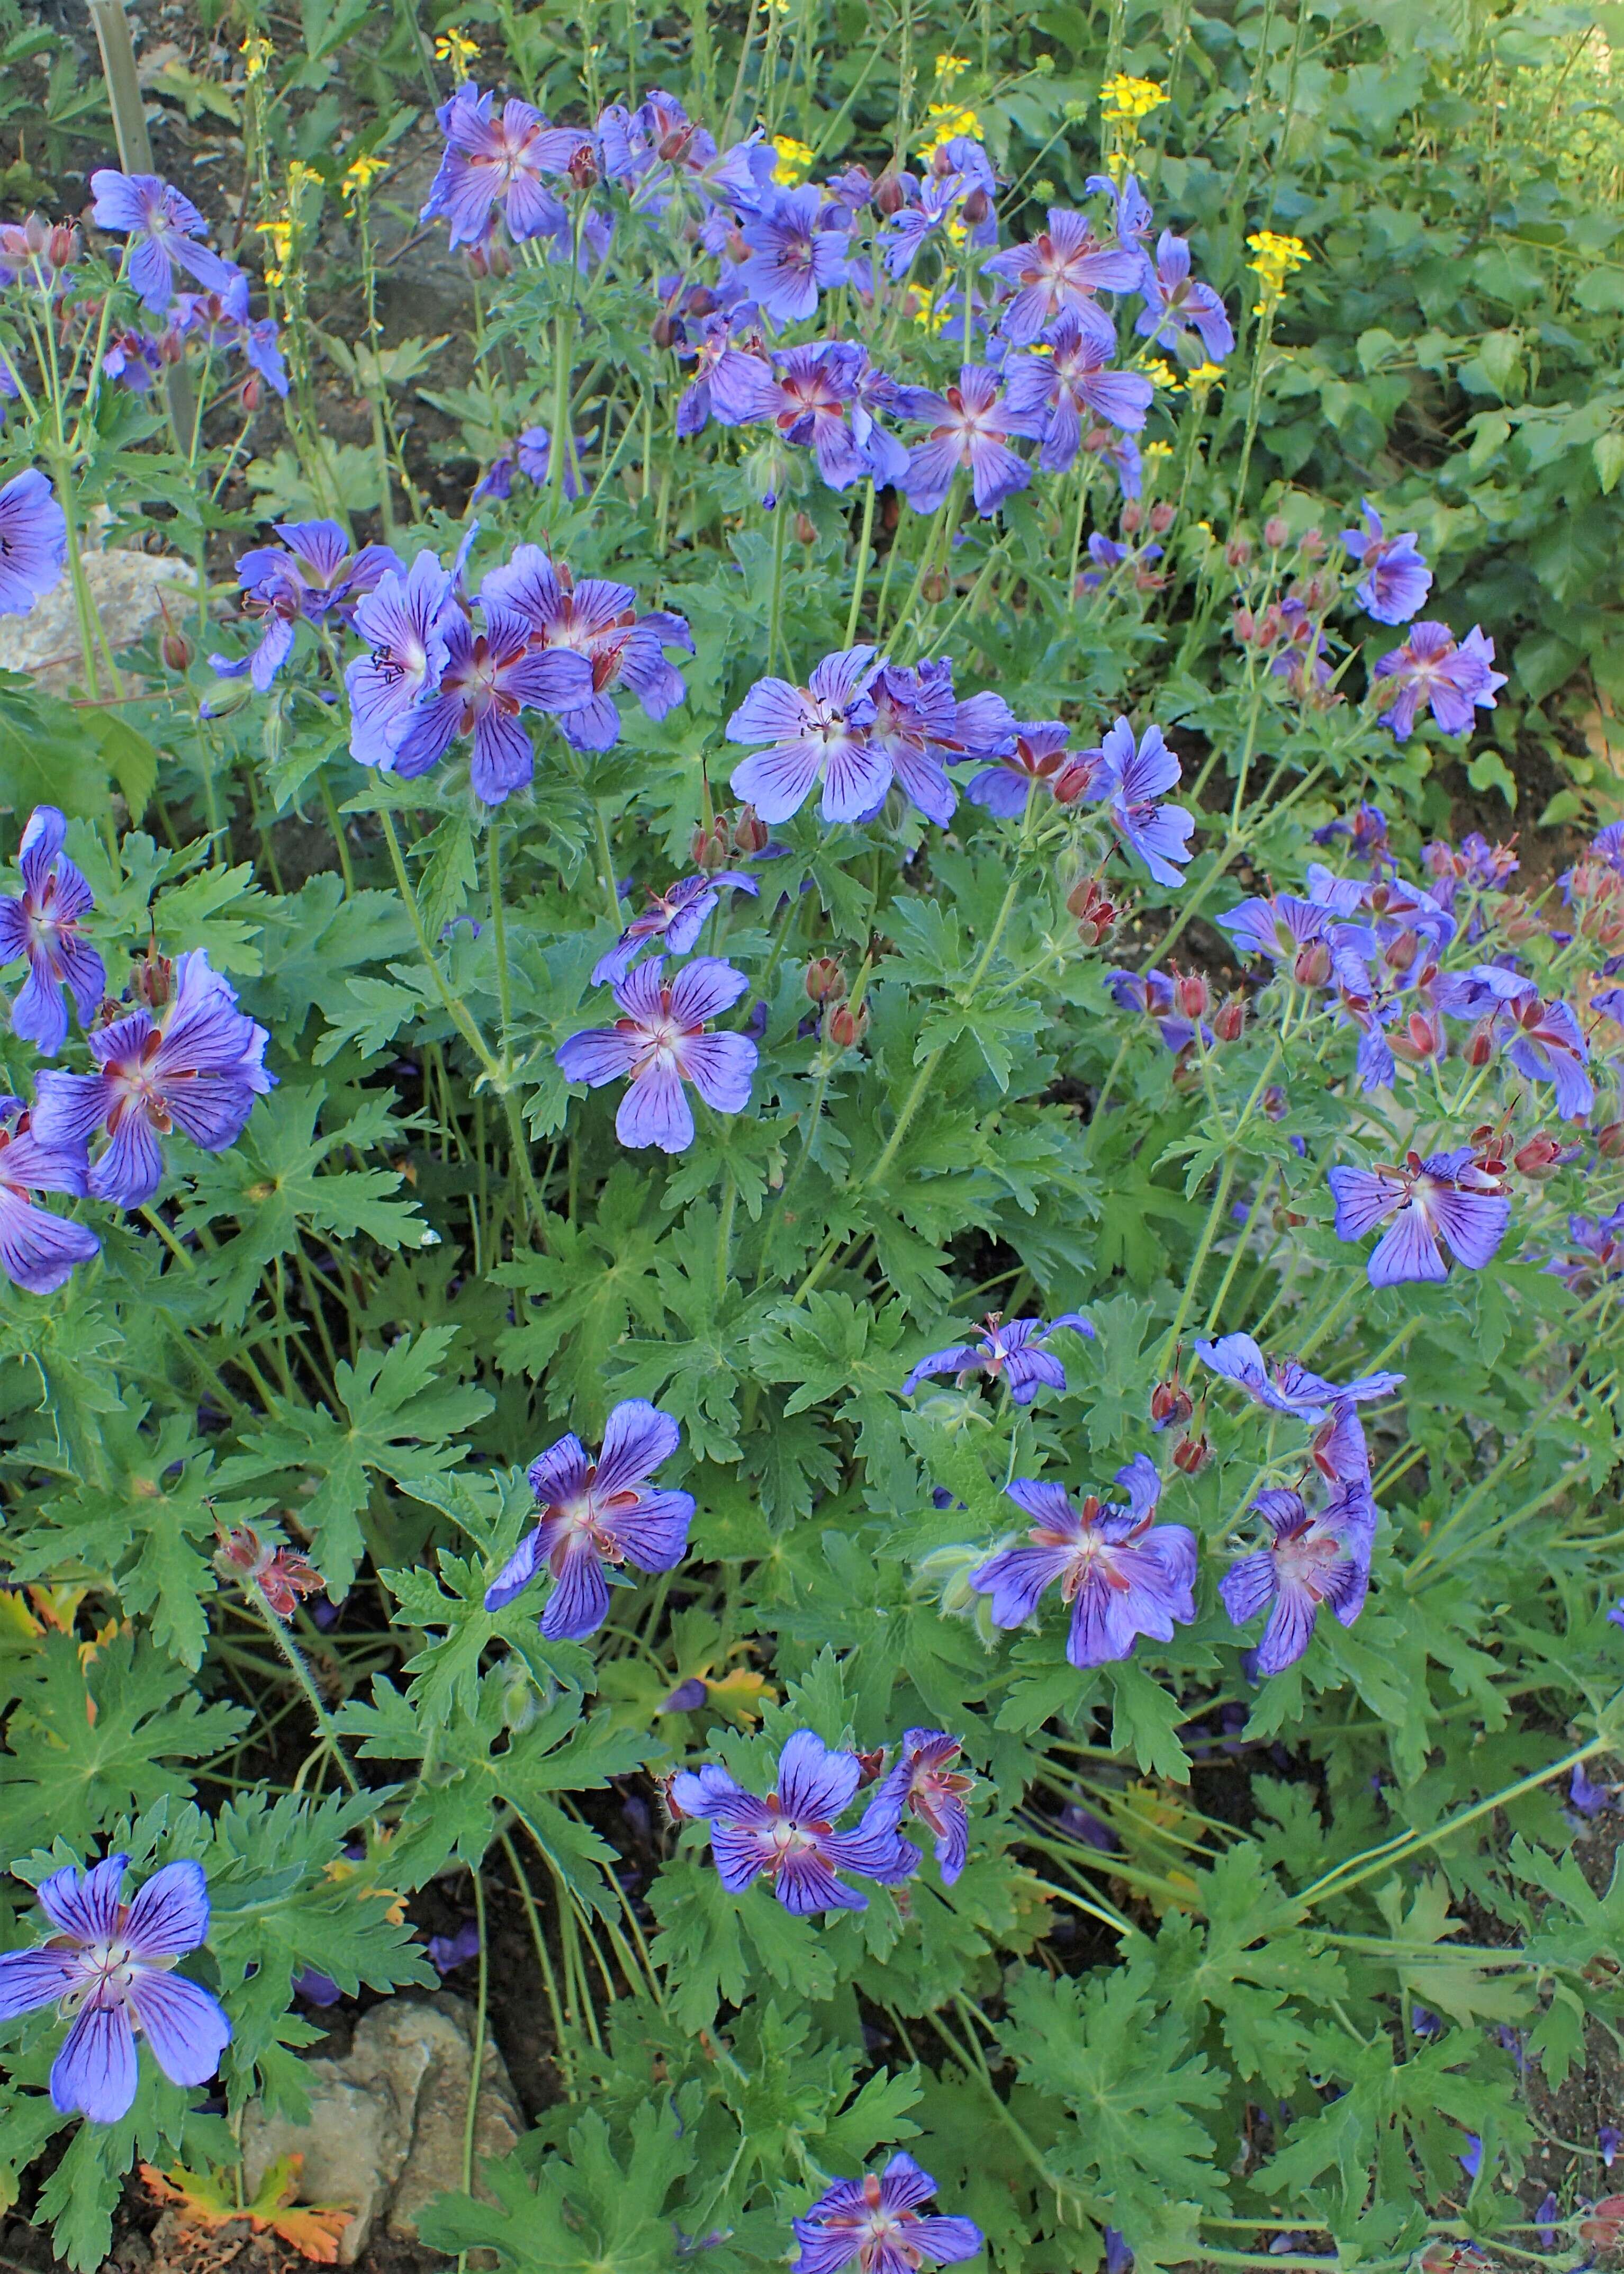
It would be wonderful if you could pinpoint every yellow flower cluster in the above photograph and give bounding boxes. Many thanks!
[909,282,953,335]
[257,164,321,287]
[239,30,273,81]
[1099,73,1167,125]
[342,152,388,205]
[1142,356,1180,392]
[1247,229,1310,309]
[432,25,481,80]
[917,101,983,164]
[934,52,970,84]
[1187,360,1225,389]
[771,133,815,185]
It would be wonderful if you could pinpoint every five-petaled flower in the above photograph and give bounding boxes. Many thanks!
[1003,308,1153,475]
[1328,1146,1511,1286]
[901,1312,1093,1405]
[482,547,693,751]
[32,950,274,1209]
[0,806,105,1055]
[89,171,243,312]
[1219,1484,1372,1674]
[864,1730,975,1884]
[0,467,67,619]
[214,520,400,693]
[1134,231,1234,363]
[791,2153,984,2273]
[970,1454,1197,1668]
[670,1730,916,1915]
[1339,501,1432,626]
[345,552,456,767]
[387,599,593,805]
[555,955,757,1153]
[1094,717,1195,887]
[1373,621,1504,741]
[903,364,1039,518]
[1194,1333,1404,1419]
[592,870,761,987]
[0,1852,231,2123]
[984,206,1142,345]
[0,1094,100,1295]
[419,84,578,247]
[726,646,885,824]
[484,1399,695,1640]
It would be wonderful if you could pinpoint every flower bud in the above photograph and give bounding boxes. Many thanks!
[1261,1083,1288,1120]
[1149,501,1175,534]
[1578,2199,1624,2255]
[1232,607,1255,643]
[134,946,174,1009]
[854,1746,887,1785]
[1465,1016,1494,1068]
[158,328,184,365]
[687,285,717,318]
[962,186,990,226]
[567,145,600,191]
[795,511,817,545]
[160,627,192,672]
[464,241,490,278]
[1150,1378,1193,1429]
[1388,1010,1440,1065]
[1514,1132,1564,1179]
[1256,603,1282,645]
[1173,968,1209,1020]
[1172,1430,1210,1476]
[732,805,771,854]
[1599,1120,1624,1160]
[1084,424,1111,453]
[657,125,690,162]
[1212,993,1247,1042]
[1225,536,1253,568]
[1292,939,1331,989]
[875,169,907,217]
[651,309,680,348]
[1120,501,1143,534]
[1066,874,1118,947]
[485,235,513,278]
[804,956,846,1005]
[922,569,948,602]
[1264,514,1289,548]
[1299,527,1327,561]
[690,816,730,872]
[49,223,78,270]
[827,998,869,1048]
[240,372,263,412]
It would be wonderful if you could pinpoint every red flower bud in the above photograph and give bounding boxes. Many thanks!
[1172,1430,1210,1476]
[1292,939,1331,989]
[134,947,174,1009]
[160,627,192,672]
[1465,1017,1494,1068]
[962,186,990,226]
[690,817,730,873]
[1264,515,1289,548]
[240,372,263,412]
[1225,536,1253,568]
[827,998,869,1048]
[1578,2199,1624,2254]
[1120,501,1143,535]
[1598,1120,1624,1160]
[1262,1083,1288,1120]
[732,805,771,854]
[1232,607,1255,643]
[804,956,847,1005]
[1173,968,1209,1020]
[1382,927,1420,975]
[567,146,600,191]
[1150,1378,1193,1428]
[1513,1132,1564,1179]
[1299,528,1327,561]
[651,310,680,348]
[875,170,907,217]
[922,569,948,603]
[1149,501,1175,534]
[854,1746,887,1785]
[1212,993,1247,1042]
[795,511,817,545]
[1256,604,1283,645]
[687,285,717,318]
[49,223,78,270]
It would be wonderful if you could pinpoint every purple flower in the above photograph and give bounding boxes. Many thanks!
[426,1918,481,1973]
[89,171,242,312]
[984,206,1143,345]
[964,720,1099,819]
[1103,2230,1134,2274]
[388,601,593,804]
[1328,1146,1511,1286]
[1216,890,1336,969]
[1003,308,1153,474]
[482,547,692,750]
[473,423,585,505]
[1193,1334,1403,1421]
[99,330,164,393]
[864,1730,975,1884]
[735,186,847,323]
[1105,966,1206,1054]
[791,2154,982,2273]
[293,1967,341,2007]
[0,468,67,618]
[1134,231,1234,362]
[1534,2194,1560,2251]
[168,288,288,399]
[0,1095,100,1295]
[726,646,885,824]
[709,340,868,491]
[1373,621,1505,739]
[670,1730,916,1916]
[1571,1761,1612,1818]
[1219,1485,1372,1675]
[970,1454,1197,1668]
[1458,2134,1483,2183]
[0,1853,230,2123]
[1094,717,1194,887]
[878,173,965,280]
[1339,501,1431,625]
[419,85,575,247]
[901,1311,1093,1405]
[592,871,761,987]
[556,956,757,1153]
[903,364,1036,517]
[345,553,457,766]
[32,949,274,1208]
[861,661,1013,826]
[1602,2127,1621,2169]
[484,1400,693,1642]
[214,520,400,693]
[1500,991,1593,1122]
[0,806,106,1055]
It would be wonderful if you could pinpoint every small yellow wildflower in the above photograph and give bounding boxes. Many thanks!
[910,283,953,335]
[1187,360,1225,388]
[286,160,323,197]
[1099,73,1167,127]
[1143,441,1174,460]
[934,51,970,84]
[433,25,481,79]
[1142,356,1181,392]
[254,215,293,287]
[239,30,273,80]
[1247,229,1310,310]
[342,152,387,205]
[916,101,983,164]
[771,133,815,185]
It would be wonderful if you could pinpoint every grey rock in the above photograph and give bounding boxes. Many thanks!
[240,1992,522,2263]
[0,546,197,695]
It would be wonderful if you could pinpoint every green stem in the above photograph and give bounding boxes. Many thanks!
[844,479,877,648]
[488,819,514,1074]
[251,1596,363,1797]
[766,499,790,673]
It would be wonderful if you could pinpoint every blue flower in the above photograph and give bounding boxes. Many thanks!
[670,1730,916,1915]
[1339,501,1431,625]
[791,2154,982,2272]
[735,186,847,324]
[901,1312,1093,1405]
[863,1730,975,1883]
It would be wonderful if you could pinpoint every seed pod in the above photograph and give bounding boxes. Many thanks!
[1212,993,1247,1042]
[827,998,869,1048]
[804,956,847,1005]
[1264,514,1289,548]
[1149,500,1175,534]
[1292,939,1331,989]
[49,223,78,270]
[690,816,730,872]
[1513,1132,1564,1179]
[160,627,192,672]
[1173,968,1209,1020]
[1150,1378,1193,1430]
[1598,1120,1624,1160]
[1172,1430,1210,1476]
[732,805,771,854]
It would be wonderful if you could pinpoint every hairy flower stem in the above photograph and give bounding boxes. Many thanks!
[251,1595,363,1797]
[487,820,515,1073]
[844,479,877,647]
[766,498,790,675]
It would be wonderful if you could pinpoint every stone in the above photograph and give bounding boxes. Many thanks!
[239,1992,523,2263]
[0,546,196,695]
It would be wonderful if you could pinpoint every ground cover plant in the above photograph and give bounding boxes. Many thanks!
[0,0,1621,2268]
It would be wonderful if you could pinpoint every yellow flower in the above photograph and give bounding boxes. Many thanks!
[917,101,983,163]
[1099,73,1167,126]
[433,25,481,79]
[286,160,322,197]
[254,215,293,287]
[342,152,387,205]
[934,51,970,84]
[1142,356,1181,392]
[771,133,815,185]
[910,282,953,335]
[1187,360,1225,388]
[1247,229,1310,307]
[239,31,273,80]
[1143,441,1173,460]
